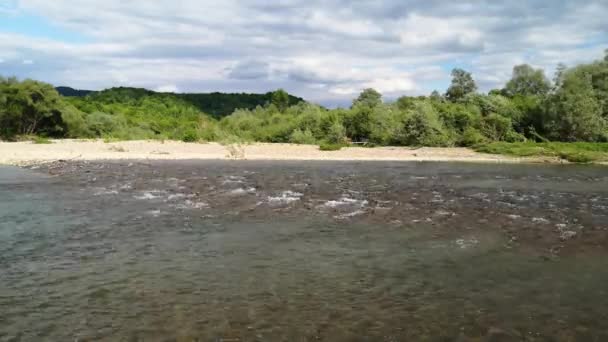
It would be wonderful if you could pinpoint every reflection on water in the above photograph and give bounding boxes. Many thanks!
[1,161,608,341]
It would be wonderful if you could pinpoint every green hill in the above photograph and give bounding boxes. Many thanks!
[58,86,304,118]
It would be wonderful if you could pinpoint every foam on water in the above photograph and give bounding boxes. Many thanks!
[455,237,479,249]
[267,190,303,205]
[175,200,209,210]
[334,209,366,219]
[228,187,256,195]
[323,196,368,208]
[222,176,246,185]
[93,188,119,196]
[134,191,164,200]
[532,217,550,224]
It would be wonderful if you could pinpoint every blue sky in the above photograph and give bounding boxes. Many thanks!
[0,13,87,43]
[1,0,607,106]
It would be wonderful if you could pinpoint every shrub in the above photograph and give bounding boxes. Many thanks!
[395,102,451,146]
[181,130,199,142]
[460,127,486,146]
[289,128,316,145]
[326,122,347,145]
[32,136,52,144]
[480,114,513,141]
[85,112,126,137]
[319,142,345,151]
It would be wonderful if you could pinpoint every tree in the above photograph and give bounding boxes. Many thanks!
[395,101,451,146]
[271,89,290,112]
[446,68,477,102]
[353,88,382,108]
[0,78,67,139]
[604,49,608,62]
[504,64,551,97]
[545,71,605,141]
[430,90,443,101]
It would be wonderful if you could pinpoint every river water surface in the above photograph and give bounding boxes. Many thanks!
[1,161,608,341]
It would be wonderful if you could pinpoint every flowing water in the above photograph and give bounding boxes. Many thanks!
[1,160,608,341]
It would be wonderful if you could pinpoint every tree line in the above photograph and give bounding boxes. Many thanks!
[1,50,607,147]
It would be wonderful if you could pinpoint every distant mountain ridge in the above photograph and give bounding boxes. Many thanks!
[56,86,304,118]
[55,86,95,97]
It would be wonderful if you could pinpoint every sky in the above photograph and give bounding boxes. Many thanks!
[0,0,607,107]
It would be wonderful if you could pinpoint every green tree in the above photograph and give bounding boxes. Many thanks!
[430,90,443,102]
[353,88,382,108]
[0,78,67,139]
[545,71,605,141]
[271,89,290,112]
[446,68,477,102]
[345,89,383,141]
[395,101,451,146]
[504,64,551,97]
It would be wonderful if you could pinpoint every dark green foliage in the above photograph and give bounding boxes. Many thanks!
[480,114,513,141]
[81,87,303,119]
[460,127,486,146]
[504,64,551,97]
[395,102,452,146]
[543,69,606,141]
[0,78,67,139]
[446,68,477,102]
[271,89,290,113]
[181,130,199,142]
[353,88,382,108]
[55,86,95,97]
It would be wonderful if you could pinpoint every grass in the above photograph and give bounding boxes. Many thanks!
[474,142,608,163]
[319,142,346,151]
[32,136,53,144]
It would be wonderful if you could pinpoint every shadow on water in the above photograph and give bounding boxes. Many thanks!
[1,161,608,341]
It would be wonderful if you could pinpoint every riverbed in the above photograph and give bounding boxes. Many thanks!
[1,160,607,341]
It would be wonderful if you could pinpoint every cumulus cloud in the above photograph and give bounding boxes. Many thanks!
[227,60,271,80]
[0,0,606,106]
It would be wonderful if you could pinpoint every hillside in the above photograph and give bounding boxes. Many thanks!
[57,86,304,118]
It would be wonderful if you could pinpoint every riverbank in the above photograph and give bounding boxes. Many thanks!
[0,139,557,166]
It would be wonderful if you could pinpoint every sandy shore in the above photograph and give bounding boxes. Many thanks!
[0,139,549,165]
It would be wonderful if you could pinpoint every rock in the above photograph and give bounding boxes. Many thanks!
[560,230,577,241]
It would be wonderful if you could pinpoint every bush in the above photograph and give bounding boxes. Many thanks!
[559,151,595,163]
[326,122,347,145]
[395,102,452,146]
[460,127,486,146]
[61,106,91,137]
[181,130,199,142]
[319,142,345,151]
[480,114,513,141]
[85,112,126,137]
[504,130,527,143]
[289,128,316,145]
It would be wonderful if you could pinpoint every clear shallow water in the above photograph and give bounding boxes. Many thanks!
[1,161,608,341]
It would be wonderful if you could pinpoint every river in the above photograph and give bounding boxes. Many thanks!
[1,161,607,341]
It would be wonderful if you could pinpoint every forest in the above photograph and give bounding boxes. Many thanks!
[1,50,607,162]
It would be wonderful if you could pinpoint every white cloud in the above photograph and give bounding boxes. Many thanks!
[1,0,606,105]
[155,84,180,93]
[398,14,484,51]
[22,59,34,65]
